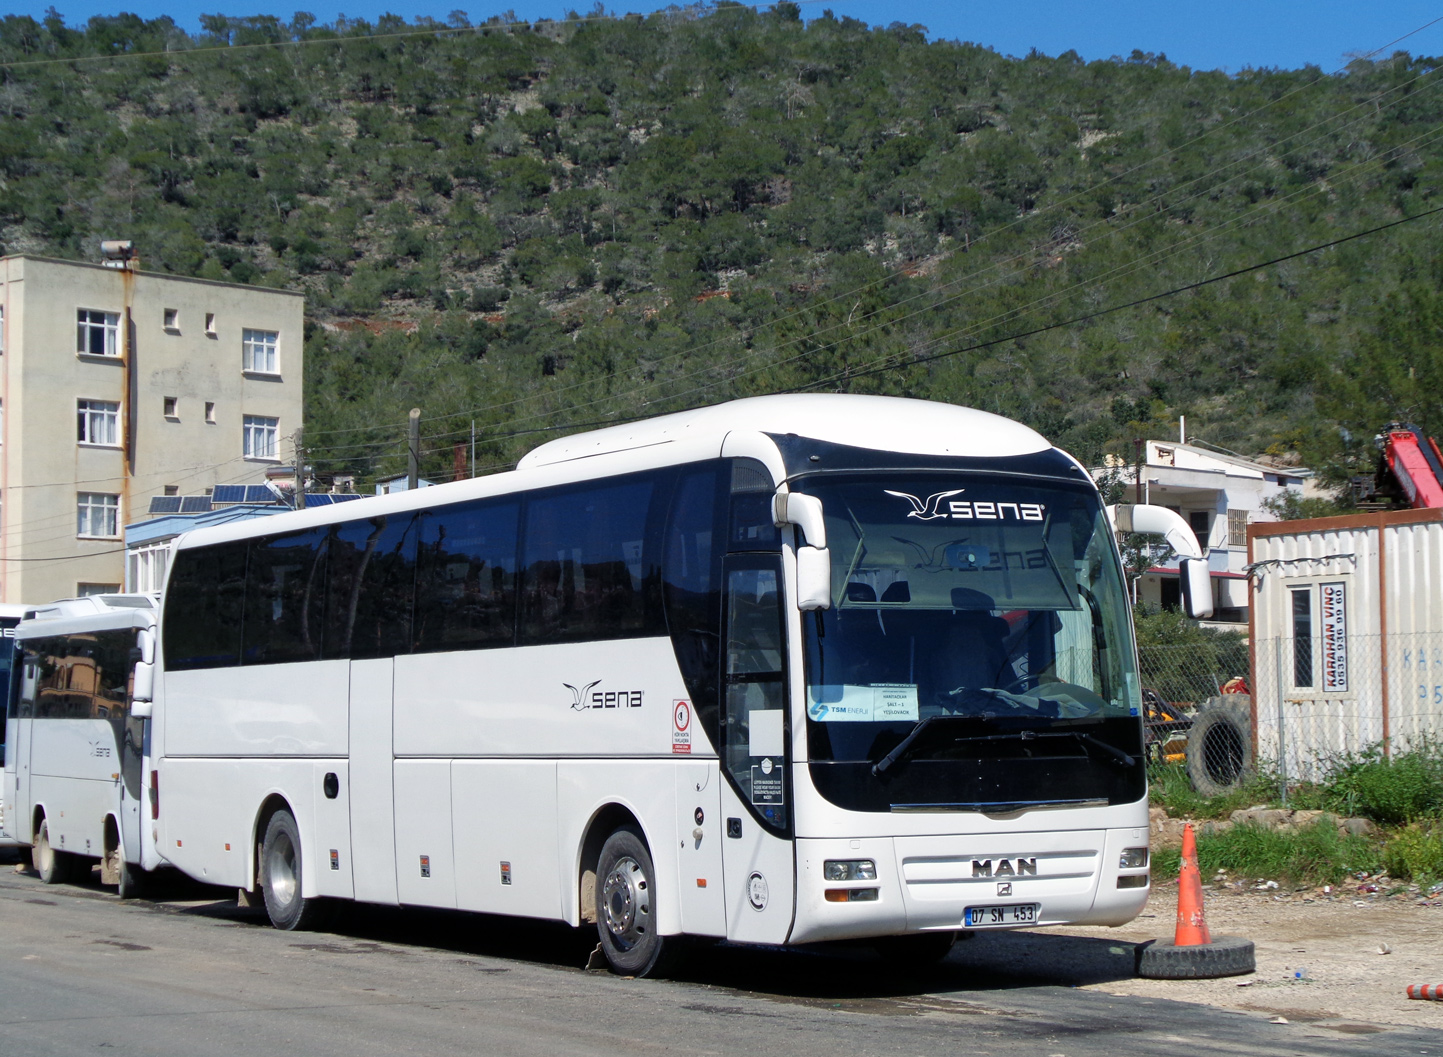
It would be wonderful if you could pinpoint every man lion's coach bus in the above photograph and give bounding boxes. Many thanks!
[147,395,1210,975]
[2,594,160,896]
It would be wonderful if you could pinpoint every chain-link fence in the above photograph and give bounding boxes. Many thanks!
[1139,632,1443,801]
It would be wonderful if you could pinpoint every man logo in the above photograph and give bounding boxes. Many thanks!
[884,488,965,521]
[971,858,1038,878]
[996,882,1013,897]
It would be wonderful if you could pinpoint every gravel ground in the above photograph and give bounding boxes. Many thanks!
[1035,877,1443,1031]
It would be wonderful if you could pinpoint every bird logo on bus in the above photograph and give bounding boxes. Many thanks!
[884,488,964,520]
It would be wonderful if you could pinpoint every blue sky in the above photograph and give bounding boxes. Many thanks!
[11,0,1443,73]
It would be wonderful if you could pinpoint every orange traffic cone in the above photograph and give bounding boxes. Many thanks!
[1174,822,1211,946]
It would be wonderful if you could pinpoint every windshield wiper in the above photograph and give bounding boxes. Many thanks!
[872,723,1135,778]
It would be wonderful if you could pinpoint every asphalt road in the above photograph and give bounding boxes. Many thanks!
[0,861,1436,1057]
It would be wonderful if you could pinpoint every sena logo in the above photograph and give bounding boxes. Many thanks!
[564,680,643,711]
[886,489,1045,522]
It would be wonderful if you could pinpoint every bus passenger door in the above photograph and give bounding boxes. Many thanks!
[349,658,398,904]
[4,647,36,842]
[116,675,144,868]
[718,559,796,944]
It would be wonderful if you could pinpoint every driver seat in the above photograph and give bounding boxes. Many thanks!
[931,611,1013,696]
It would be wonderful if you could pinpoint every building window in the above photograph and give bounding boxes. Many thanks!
[1228,509,1248,547]
[77,492,120,538]
[243,415,279,460]
[77,582,122,597]
[164,396,179,419]
[1291,587,1314,688]
[0,304,5,353]
[164,308,179,331]
[205,312,217,336]
[127,542,171,593]
[205,401,216,424]
[77,399,121,446]
[1189,510,1211,548]
[243,329,279,374]
[77,309,121,357]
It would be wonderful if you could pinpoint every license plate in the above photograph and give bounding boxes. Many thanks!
[964,903,1039,927]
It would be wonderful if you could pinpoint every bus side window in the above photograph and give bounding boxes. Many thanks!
[324,514,418,661]
[163,542,248,670]
[242,528,329,665]
[520,478,657,644]
[415,500,519,653]
[663,466,723,747]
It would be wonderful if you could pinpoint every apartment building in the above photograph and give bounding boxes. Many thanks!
[0,252,303,604]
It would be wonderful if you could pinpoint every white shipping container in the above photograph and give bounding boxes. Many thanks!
[1249,509,1443,778]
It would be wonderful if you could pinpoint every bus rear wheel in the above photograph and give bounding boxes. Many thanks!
[260,810,328,931]
[35,818,77,885]
[595,826,683,978]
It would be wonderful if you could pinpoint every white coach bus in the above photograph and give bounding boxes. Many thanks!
[2,595,160,896]
[149,394,1210,975]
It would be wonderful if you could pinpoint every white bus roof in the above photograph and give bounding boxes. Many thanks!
[517,394,1050,469]
[15,594,158,639]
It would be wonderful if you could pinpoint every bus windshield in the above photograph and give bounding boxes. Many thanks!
[798,472,1144,811]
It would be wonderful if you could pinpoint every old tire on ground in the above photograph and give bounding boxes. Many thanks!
[1135,935,1256,979]
[1186,696,1252,796]
[873,930,959,967]
[595,826,684,978]
[35,817,77,885]
[260,809,329,931]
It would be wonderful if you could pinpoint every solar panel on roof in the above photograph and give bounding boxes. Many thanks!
[180,496,212,513]
[333,493,362,502]
[245,485,275,503]
[305,494,334,507]
[211,485,246,504]
[148,496,182,514]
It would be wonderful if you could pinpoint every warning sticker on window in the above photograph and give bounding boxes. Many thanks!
[672,699,692,754]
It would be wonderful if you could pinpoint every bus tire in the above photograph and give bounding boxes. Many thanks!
[873,930,958,967]
[1186,697,1253,797]
[35,818,76,885]
[595,826,683,978]
[117,859,149,900]
[260,810,328,931]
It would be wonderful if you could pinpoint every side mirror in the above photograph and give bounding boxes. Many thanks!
[1106,503,1213,619]
[136,627,155,665]
[775,491,832,610]
[1179,557,1214,620]
[795,546,832,611]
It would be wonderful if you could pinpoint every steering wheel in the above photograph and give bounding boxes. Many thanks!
[997,672,1044,695]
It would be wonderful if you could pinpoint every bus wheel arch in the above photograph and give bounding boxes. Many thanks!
[587,812,686,978]
[34,811,77,885]
[578,804,642,926]
[256,800,330,932]
[101,814,123,886]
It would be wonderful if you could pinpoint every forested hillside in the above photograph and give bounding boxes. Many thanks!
[1,5,1440,487]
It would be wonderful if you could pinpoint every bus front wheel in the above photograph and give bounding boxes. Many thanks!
[35,818,77,885]
[595,826,684,978]
[260,810,328,931]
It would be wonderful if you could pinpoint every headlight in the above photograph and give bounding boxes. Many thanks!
[1119,847,1149,870]
[823,859,877,881]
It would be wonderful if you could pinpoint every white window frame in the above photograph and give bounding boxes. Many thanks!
[77,309,121,357]
[77,399,121,447]
[77,492,120,539]
[243,329,280,375]
[243,415,280,461]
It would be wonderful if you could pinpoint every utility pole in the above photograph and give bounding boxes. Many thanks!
[408,408,421,491]
[292,428,307,510]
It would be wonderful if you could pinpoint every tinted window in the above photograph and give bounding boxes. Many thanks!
[663,465,723,747]
[325,514,418,660]
[25,630,133,721]
[415,500,519,652]
[520,477,659,643]
[164,542,248,670]
[243,528,329,665]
